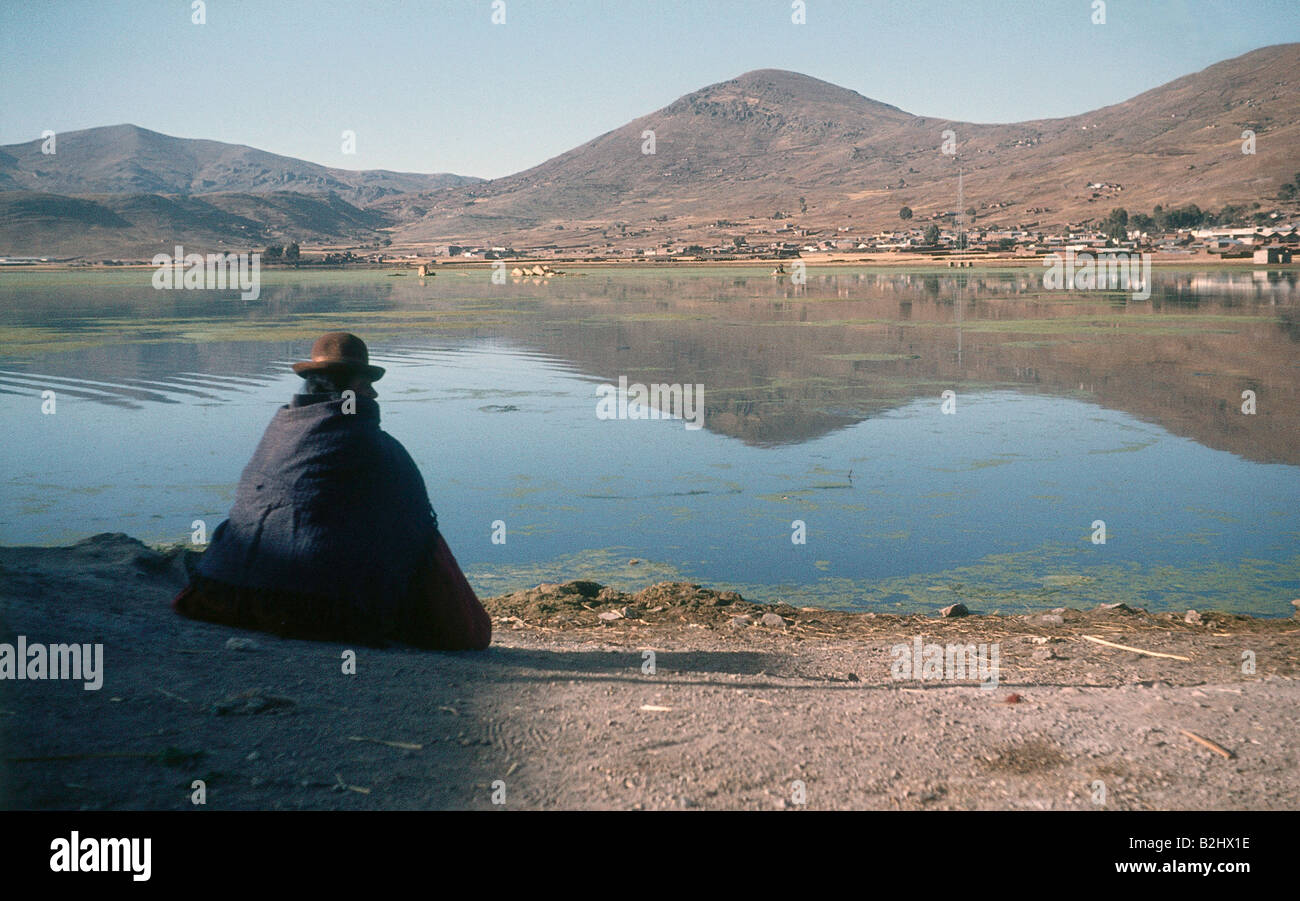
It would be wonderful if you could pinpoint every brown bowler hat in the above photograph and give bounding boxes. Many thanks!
[291,331,385,381]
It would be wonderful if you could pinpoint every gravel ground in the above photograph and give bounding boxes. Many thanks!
[2,534,1297,810]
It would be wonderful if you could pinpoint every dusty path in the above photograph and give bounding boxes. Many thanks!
[1,534,1297,810]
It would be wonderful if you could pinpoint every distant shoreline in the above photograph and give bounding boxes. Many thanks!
[2,253,1297,273]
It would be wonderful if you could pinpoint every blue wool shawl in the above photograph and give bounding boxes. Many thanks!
[198,393,439,616]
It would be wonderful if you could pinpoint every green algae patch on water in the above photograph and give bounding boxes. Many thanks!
[820,352,923,362]
[897,313,1277,338]
[1087,440,1158,455]
[465,547,689,599]
[726,546,1300,617]
[1183,506,1241,524]
[0,327,114,358]
[929,456,1018,473]
[0,302,518,363]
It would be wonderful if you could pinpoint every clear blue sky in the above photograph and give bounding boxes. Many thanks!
[2,0,1297,179]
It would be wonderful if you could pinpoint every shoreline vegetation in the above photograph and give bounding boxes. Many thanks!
[3,535,1298,621]
[2,533,1297,810]
[4,531,1298,623]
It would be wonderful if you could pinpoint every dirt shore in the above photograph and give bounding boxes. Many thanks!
[2,534,1297,810]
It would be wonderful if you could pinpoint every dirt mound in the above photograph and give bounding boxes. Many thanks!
[482,579,801,628]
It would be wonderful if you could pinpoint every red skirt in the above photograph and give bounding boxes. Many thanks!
[172,531,491,650]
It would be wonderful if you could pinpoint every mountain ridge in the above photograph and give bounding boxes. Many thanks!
[385,43,1299,245]
[0,123,481,202]
[2,44,1297,257]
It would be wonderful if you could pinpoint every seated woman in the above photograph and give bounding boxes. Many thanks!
[171,331,491,650]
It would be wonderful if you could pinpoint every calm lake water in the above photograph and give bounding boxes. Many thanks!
[1,266,1297,614]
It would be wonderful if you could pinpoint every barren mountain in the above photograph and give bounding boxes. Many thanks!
[0,124,479,203]
[388,44,1300,245]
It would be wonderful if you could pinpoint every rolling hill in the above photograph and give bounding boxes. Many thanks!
[0,190,392,258]
[0,124,479,203]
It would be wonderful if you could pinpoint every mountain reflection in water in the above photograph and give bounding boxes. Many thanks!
[1,267,1296,614]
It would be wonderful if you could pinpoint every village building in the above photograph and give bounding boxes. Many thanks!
[1253,246,1293,264]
